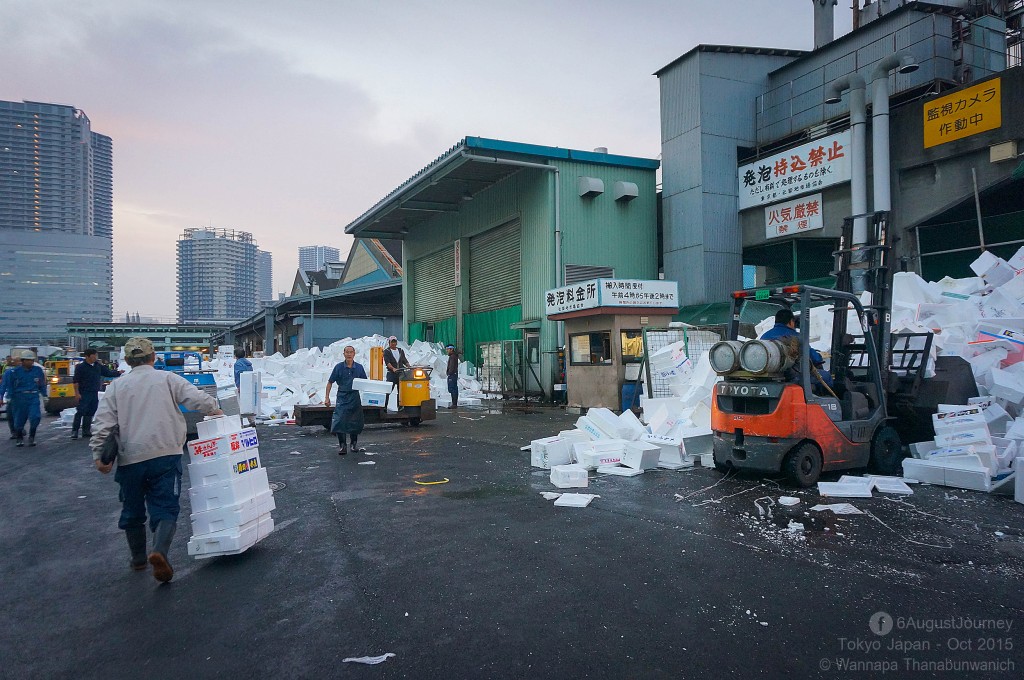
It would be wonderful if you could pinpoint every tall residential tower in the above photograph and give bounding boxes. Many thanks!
[0,100,113,342]
[298,245,340,273]
[177,228,259,323]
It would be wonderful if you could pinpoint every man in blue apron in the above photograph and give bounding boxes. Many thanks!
[0,351,47,447]
[325,345,367,455]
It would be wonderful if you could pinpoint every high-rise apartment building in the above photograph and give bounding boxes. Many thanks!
[298,245,340,272]
[177,228,259,323]
[257,249,273,303]
[0,100,113,342]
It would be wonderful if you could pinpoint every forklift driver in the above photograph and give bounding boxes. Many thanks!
[760,309,834,390]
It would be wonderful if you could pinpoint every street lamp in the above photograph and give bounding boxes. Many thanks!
[309,283,319,349]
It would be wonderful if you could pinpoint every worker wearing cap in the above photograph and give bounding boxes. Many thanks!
[760,309,833,389]
[446,345,460,409]
[1,355,19,440]
[90,337,223,583]
[383,336,409,406]
[0,351,46,447]
[71,348,122,440]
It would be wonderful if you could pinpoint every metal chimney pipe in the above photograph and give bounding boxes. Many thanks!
[825,73,868,292]
[870,51,918,213]
[812,0,838,49]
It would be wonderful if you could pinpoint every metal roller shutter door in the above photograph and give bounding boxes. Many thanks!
[469,221,521,313]
[412,246,456,322]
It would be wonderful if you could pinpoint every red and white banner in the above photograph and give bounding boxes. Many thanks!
[764,193,824,240]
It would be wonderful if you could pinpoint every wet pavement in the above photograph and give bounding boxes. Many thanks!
[1,406,1022,679]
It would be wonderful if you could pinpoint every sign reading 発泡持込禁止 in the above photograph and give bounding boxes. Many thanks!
[922,78,1001,149]
[765,193,824,240]
[544,279,679,316]
[737,131,851,211]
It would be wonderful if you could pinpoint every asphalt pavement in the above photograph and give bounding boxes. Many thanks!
[1,406,1022,679]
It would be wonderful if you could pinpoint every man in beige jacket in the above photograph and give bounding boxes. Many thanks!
[90,337,222,583]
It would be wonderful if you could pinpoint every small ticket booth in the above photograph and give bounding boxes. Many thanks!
[546,279,679,410]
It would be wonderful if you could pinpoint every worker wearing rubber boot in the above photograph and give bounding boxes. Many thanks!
[446,345,460,409]
[0,351,46,447]
[383,336,409,407]
[72,348,121,440]
[90,338,223,583]
[325,345,367,455]
[1,355,19,440]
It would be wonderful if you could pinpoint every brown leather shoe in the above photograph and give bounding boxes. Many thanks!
[148,552,173,583]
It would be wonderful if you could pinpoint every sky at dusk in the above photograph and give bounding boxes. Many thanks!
[0,0,853,319]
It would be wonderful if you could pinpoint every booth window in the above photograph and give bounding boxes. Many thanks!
[570,332,612,366]
[620,330,644,363]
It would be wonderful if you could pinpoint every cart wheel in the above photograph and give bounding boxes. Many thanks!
[409,417,421,427]
[783,442,822,488]
[868,426,903,475]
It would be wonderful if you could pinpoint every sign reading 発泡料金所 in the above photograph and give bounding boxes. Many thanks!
[737,131,851,211]
[765,193,824,240]
[544,279,679,316]
[922,78,1001,149]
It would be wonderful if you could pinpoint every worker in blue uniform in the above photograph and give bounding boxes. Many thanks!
[72,348,121,440]
[2,355,18,439]
[0,351,47,446]
[760,309,833,389]
[324,345,366,455]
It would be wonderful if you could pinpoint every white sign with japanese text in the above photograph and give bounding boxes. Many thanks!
[738,130,850,210]
[765,193,824,240]
[545,279,679,316]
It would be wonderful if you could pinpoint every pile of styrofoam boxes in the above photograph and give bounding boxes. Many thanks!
[186,415,275,558]
[351,377,394,408]
[903,400,1019,494]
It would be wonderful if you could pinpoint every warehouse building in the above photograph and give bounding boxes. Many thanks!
[344,137,659,398]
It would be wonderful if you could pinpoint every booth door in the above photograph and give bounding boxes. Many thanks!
[524,331,543,394]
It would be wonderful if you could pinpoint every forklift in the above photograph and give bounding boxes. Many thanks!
[44,357,84,415]
[710,213,977,486]
[293,365,437,428]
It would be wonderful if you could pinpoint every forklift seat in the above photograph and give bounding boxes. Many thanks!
[841,390,871,420]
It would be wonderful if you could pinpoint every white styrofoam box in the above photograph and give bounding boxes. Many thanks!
[1009,245,1024,270]
[932,407,984,430]
[818,481,873,497]
[586,407,629,439]
[990,367,1024,405]
[1008,418,1024,441]
[596,465,645,477]
[550,464,589,489]
[576,416,612,441]
[690,400,713,429]
[658,460,693,470]
[553,493,599,507]
[902,458,992,492]
[699,453,715,468]
[646,406,673,436]
[971,251,1016,287]
[572,441,594,463]
[927,444,984,459]
[257,514,274,541]
[994,439,1018,472]
[196,415,244,440]
[909,440,938,459]
[863,475,914,495]
[576,448,624,470]
[238,370,261,414]
[359,392,387,407]
[188,518,259,557]
[187,427,259,463]
[639,397,687,421]
[530,437,572,469]
[191,495,262,536]
[622,441,661,470]
[678,427,714,456]
[984,402,1012,435]
[933,424,991,448]
[351,378,394,393]
[593,439,628,454]
[641,433,685,464]
[189,472,258,513]
[557,430,592,444]
[617,409,647,441]
[1016,457,1023,504]
[188,449,263,487]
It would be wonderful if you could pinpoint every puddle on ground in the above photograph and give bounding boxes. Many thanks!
[442,485,527,500]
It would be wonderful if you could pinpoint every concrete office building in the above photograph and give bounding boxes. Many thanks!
[657,0,1024,322]
[176,227,259,324]
[258,249,273,303]
[298,245,340,273]
[0,100,113,342]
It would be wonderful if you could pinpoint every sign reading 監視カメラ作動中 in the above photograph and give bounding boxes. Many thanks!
[765,193,824,240]
[923,78,1000,149]
[737,131,850,211]
[545,279,679,316]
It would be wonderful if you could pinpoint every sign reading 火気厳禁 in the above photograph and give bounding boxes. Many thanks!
[765,193,824,240]
[545,279,679,316]
[737,131,851,210]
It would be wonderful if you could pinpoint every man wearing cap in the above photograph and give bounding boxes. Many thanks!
[0,351,46,446]
[1,355,20,440]
[446,345,460,409]
[383,336,409,406]
[90,337,223,583]
[71,348,121,440]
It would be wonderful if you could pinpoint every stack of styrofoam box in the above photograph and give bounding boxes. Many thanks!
[573,439,628,470]
[351,377,394,408]
[186,415,275,559]
[530,435,575,470]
